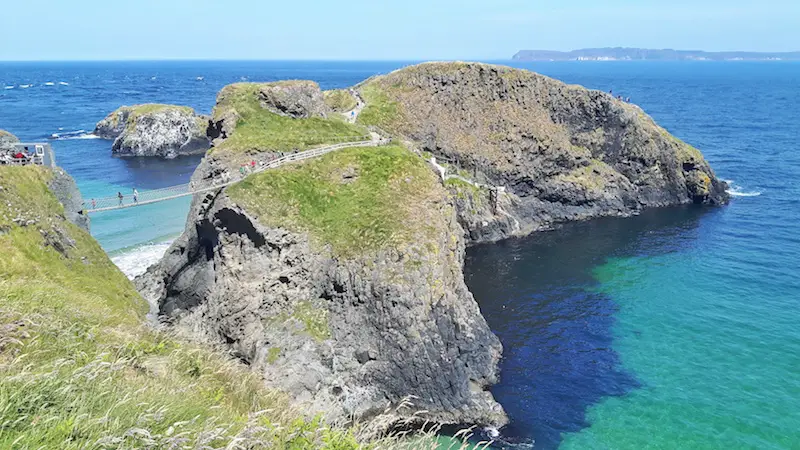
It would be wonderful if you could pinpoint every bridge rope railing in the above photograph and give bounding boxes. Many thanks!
[84,138,386,213]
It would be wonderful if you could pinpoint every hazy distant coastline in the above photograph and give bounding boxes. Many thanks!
[512,48,800,61]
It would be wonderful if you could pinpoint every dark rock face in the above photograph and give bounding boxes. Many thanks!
[95,105,210,158]
[47,168,90,232]
[137,183,507,430]
[258,80,328,119]
[359,62,729,244]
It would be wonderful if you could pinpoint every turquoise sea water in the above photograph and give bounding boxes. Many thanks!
[1,61,798,448]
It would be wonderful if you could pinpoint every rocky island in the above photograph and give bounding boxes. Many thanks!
[513,47,800,61]
[95,104,211,158]
[138,62,728,432]
[1,62,728,447]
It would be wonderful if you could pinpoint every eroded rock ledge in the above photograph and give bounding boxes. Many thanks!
[95,104,210,158]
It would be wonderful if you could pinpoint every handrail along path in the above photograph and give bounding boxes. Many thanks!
[84,138,386,213]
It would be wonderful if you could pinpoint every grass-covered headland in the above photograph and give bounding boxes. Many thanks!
[211,83,370,155]
[227,144,442,259]
[0,166,362,449]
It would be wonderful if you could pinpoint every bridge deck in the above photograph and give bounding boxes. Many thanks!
[84,139,385,213]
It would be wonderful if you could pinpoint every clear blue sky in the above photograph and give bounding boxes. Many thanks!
[2,0,798,60]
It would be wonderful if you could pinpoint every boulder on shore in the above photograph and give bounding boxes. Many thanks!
[95,104,210,158]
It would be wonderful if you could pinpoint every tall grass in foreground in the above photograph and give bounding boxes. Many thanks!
[0,167,493,449]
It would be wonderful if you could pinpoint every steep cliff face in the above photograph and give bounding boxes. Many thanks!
[139,145,506,429]
[357,62,729,243]
[95,104,210,158]
[47,168,90,232]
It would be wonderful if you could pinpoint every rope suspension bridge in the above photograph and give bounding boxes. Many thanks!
[83,137,387,213]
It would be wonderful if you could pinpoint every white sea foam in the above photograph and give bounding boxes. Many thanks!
[726,180,762,197]
[4,86,13,90]
[729,188,762,197]
[196,76,204,81]
[44,82,55,86]
[59,81,69,86]
[111,241,173,279]
[20,84,32,88]
[484,427,500,439]
[50,130,101,140]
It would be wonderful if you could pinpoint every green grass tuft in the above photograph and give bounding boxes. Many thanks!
[293,301,331,342]
[356,84,405,133]
[323,89,357,112]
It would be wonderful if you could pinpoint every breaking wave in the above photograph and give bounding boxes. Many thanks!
[50,130,101,140]
[725,180,762,197]
[111,240,173,279]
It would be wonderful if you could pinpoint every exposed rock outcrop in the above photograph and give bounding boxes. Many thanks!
[207,81,334,147]
[258,80,329,119]
[357,62,729,244]
[0,129,19,152]
[95,105,210,158]
[47,168,90,232]
[138,145,507,431]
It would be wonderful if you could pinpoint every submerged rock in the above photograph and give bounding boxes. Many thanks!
[357,62,729,243]
[95,104,210,158]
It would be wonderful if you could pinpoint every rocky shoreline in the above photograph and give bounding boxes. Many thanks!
[135,62,729,434]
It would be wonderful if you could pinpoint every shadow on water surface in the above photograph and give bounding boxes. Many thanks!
[118,155,204,190]
[464,206,715,449]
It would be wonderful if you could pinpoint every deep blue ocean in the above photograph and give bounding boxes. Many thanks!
[1,61,797,449]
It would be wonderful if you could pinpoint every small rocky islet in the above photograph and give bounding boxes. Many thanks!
[94,104,211,158]
[1,62,728,446]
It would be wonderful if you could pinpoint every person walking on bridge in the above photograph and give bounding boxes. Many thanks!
[133,188,139,204]
[117,192,123,206]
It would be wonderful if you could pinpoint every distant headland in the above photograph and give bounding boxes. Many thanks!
[512,48,800,61]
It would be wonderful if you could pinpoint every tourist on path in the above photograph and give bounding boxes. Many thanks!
[133,188,139,204]
[117,192,123,206]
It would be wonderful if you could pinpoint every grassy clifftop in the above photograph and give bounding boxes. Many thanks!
[101,104,195,130]
[210,82,369,156]
[0,167,360,448]
[227,144,443,258]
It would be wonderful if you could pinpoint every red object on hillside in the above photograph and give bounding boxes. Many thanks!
[14,152,25,159]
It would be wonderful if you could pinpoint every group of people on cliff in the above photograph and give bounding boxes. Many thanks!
[609,89,632,103]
